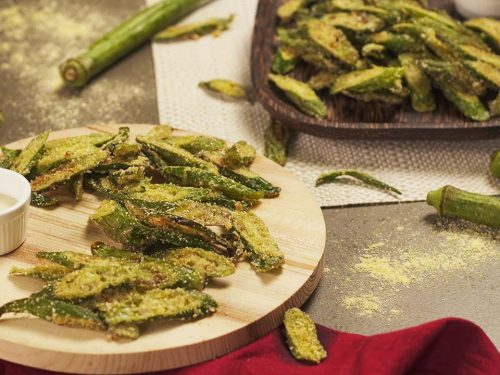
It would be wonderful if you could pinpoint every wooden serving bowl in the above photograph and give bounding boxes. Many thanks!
[251,0,500,140]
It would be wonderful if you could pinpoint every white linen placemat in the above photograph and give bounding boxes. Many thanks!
[147,0,500,207]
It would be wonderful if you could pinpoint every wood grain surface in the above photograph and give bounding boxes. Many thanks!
[251,0,500,140]
[0,124,326,374]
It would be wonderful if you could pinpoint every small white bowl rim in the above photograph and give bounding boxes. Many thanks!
[0,168,31,218]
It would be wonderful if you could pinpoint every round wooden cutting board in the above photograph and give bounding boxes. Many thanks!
[0,124,326,374]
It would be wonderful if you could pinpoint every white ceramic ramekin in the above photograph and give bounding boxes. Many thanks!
[454,0,500,18]
[0,168,31,255]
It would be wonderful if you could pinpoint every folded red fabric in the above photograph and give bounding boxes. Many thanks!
[1,318,498,375]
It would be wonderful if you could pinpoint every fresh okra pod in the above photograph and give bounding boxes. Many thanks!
[316,169,401,195]
[154,14,234,41]
[284,308,327,364]
[427,185,500,228]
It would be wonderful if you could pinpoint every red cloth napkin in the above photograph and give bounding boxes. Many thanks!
[1,318,498,375]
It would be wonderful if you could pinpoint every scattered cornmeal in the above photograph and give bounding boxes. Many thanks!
[283,308,327,364]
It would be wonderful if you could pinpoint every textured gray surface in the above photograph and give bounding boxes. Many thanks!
[306,203,499,346]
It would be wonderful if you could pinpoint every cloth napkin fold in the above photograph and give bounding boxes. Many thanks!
[2,318,498,375]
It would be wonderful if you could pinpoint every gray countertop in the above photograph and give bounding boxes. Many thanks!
[1,0,498,350]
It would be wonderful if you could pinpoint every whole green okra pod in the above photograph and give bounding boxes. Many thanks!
[427,185,500,228]
[59,0,207,87]
[316,169,401,195]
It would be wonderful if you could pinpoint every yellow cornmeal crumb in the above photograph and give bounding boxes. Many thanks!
[342,293,381,316]
[390,309,401,316]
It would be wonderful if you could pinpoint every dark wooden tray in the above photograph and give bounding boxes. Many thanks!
[251,0,500,140]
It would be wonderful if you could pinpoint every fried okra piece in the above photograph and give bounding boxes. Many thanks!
[465,18,500,52]
[398,53,435,112]
[37,251,96,270]
[264,121,292,166]
[52,259,206,300]
[284,308,327,364]
[458,44,500,70]
[330,67,404,95]
[464,60,500,89]
[304,18,362,69]
[269,74,328,118]
[91,242,145,261]
[271,46,298,74]
[277,0,305,23]
[321,12,385,33]
[198,79,248,100]
[163,135,226,154]
[9,264,71,281]
[96,288,217,326]
[308,71,339,91]
[140,124,174,141]
[30,147,108,192]
[30,192,59,207]
[35,144,100,176]
[231,210,284,272]
[158,166,266,200]
[10,130,50,176]
[154,14,234,41]
[223,141,256,168]
[369,31,424,54]
[0,146,20,169]
[342,91,405,105]
[44,133,114,150]
[316,169,401,195]
[160,248,236,278]
[90,200,232,253]
[0,291,105,331]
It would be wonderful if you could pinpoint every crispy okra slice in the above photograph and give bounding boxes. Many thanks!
[30,148,108,192]
[223,141,256,168]
[459,45,500,70]
[100,127,130,153]
[330,67,404,95]
[321,12,385,33]
[96,288,216,326]
[90,200,228,252]
[198,79,248,100]
[52,259,206,300]
[465,18,500,52]
[231,210,284,272]
[30,192,58,207]
[9,264,71,281]
[342,90,405,105]
[0,293,105,331]
[328,0,395,23]
[269,74,328,118]
[159,166,265,201]
[398,53,435,112]
[0,146,20,169]
[125,202,237,257]
[361,43,390,63]
[489,92,500,117]
[109,164,147,187]
[264,121,291,166]
[167,200,235,229]
[308,71,339,91]
[37,251,96,270]
[91,242,145,261]
[108,323,140,341]
[277,0,304,23]
[271,46,298,75]
[369,31,423,54]
[35,144,101,176]
[164,135,226,154]
[422,62,490,121]
[160,247,236,278]
[10,130,50,176]
[304,18,362,68]
[464,60,500,89]
[316,169,401,195]
[137,136,217,172]
[218,166,281,198]
[154,14,234,41]
[44,133,114,150]
[140,125,174,141]
[284,308,327,364]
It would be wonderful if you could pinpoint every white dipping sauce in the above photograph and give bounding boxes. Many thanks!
[0,193,17,212]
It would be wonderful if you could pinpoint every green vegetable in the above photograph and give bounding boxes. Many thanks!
[489,150,500,178]
[331,67,404,95]
[308,70,339,91]
[198,79,248,100]
[370,31,424,53]
[342,90,405,105]
[321,12,385,33]
[458,44,500,69]
[10,130,50,176]
[264,121,291,166]
[399,53,435,112]
[30,192,59,207]
[464,18,500,52]
[44,133,114,150]
[316,169,401,195]
[37,251,96,270]
[158,166,265,200]
[427,185,500,228]
[464,60,500,89]
[96,288,216,326]
[154,14,234,41]
[277,0,305,23]
[59,0,206,87]
[269,74,328,118]
[164,135,226,154]
[0,147,21,169]
[223,141,256,168]
[283,308,327,364]
[271,46,298,74]
[10,264,71,281]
